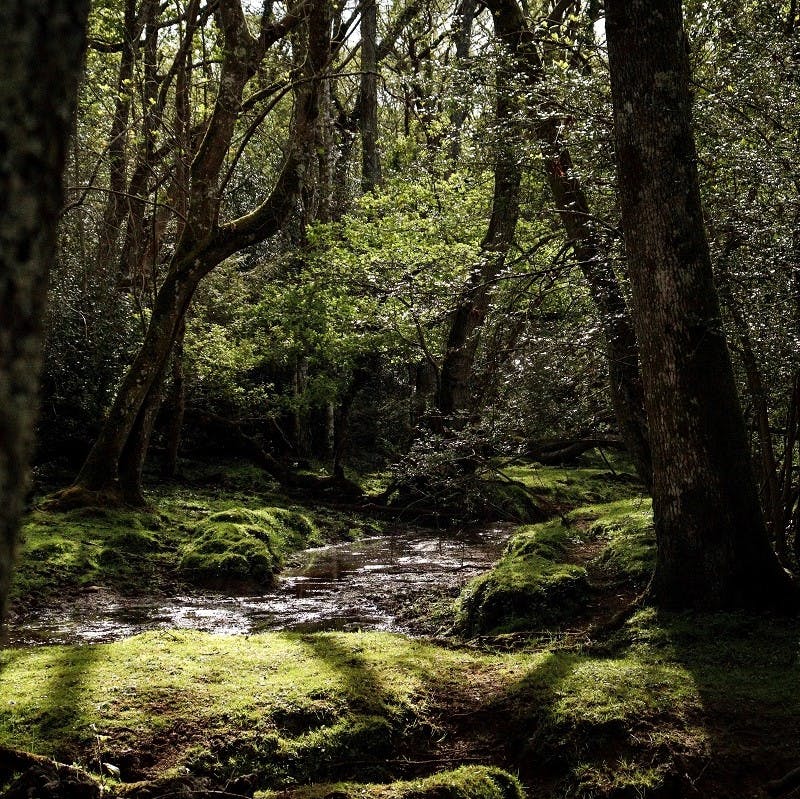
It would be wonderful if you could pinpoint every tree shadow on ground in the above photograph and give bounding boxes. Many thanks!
[0,641,103,796]
[642,610,800,799]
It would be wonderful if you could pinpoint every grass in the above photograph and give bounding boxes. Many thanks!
[7,460,799,797]
[2,612,799,796]
[500,459,644,508]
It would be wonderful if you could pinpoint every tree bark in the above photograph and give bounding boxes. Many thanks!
[0,0,89,629]
[436,55,522,425]
[360,0,382,192]
[606,0,795,609]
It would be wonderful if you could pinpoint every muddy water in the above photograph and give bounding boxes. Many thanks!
[9,524,513,646]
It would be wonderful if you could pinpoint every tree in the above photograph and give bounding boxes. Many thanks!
[483,0,653,488]
[68,0,332,503]
[0,0,90,629]
[605,0,796,609]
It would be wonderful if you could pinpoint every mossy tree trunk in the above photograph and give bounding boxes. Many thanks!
[606,0,796,609]
[0,0,90,628]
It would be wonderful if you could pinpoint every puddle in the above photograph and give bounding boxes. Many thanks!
[8,524,513,646]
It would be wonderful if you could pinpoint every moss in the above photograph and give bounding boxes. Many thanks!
[13,459,376,604]
[501,463,645,507]
[0,631,521,786]
[1,615,799,796]
[570,498,655,585]
[455,519,591,636]
[455,497,657,636]
[178,507,319,587]
[262,766,524,799]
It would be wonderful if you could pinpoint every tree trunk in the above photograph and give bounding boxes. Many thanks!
[360,0,382,192]
[0,0,89,628]
[69,1,329,501]
[484,0,653,488]
[606,0,795,609]
[448,0,478,162]
[436,56,522,425]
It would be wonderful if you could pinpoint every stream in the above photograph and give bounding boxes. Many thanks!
[8,523,513,646]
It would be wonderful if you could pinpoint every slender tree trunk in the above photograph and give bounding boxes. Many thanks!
[93,0,142,275]
[484,0,653,487]
[360,0,382,192]
[716,248,784,551]
[436,57,522,425]
[0,0,89,628]
[606,0,795,609]
[448,0,478,162]
[539,127,653,487]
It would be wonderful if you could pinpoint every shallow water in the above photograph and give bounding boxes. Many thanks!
[9,524,513,646]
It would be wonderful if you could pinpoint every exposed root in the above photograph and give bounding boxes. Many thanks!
[0,745,102,798]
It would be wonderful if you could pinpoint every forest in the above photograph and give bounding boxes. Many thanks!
[2,0,800,796]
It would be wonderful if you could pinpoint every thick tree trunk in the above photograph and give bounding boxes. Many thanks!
[606,0,795,609]
[0,0,89,628]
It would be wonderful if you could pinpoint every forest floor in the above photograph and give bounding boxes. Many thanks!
[2,459,799,799]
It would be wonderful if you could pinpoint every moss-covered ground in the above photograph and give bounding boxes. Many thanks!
[12,460,383,609]
[4,458,799,798]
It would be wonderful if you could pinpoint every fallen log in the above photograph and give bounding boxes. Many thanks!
[527,436,625,466]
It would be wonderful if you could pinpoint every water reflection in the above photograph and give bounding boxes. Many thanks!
[9,525,512,646]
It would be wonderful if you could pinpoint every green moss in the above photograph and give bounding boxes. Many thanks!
[455,519,591,635]
[178,507,320,587]
[13,460,377,604]
[262,766,524,799]
[501,463,645,507]
[584,499,655,585]
[455,496,657,636]
[1,614,799,795]
[0,631,521,786]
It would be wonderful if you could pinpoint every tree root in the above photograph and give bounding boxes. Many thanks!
[0,745,102,798]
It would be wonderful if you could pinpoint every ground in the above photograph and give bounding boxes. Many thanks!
[2,458,798,798]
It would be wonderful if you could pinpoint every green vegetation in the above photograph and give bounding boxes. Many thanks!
[455,496,654,636]
[265,766,525,799]
[500,461,644,508]
[14,461,382,605]
[178,507,319,587]
[2,612,800,797]
[455,519,591,635]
